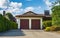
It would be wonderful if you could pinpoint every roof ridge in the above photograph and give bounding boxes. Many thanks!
[23,11,38,15]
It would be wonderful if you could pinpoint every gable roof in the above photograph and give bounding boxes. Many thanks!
[16,11,45,17]
[22,11,38,15]
[16,11,51,17]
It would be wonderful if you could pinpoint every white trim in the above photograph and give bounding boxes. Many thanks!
[40,19,41,29]
[20,18,42,19]
[40,18,43,30]
[19,18,21,29]
[29,19,31,29]
[18,18,20,29]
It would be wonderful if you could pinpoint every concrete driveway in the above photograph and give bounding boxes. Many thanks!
[0,29,60,38]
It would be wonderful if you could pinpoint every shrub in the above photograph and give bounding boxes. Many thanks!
[0,14,18,32]
[45,27,50,31]
[9,21,18,29]
[0,24,3,32]
[45,26,60,31]
[55,26,60,31]
[50,26,56,31]
[5,19,18,30]
[0,15,8,32]
[50,26,60,31]
[43,21,52,29]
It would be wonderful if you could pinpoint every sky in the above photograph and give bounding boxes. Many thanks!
[0,0,56,16]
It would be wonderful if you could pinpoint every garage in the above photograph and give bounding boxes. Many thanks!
[20,19,29,29]
[16,11,43,30]
[20,19,40,29]
[31,19,40,29]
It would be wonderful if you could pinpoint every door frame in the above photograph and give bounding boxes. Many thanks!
[17,17,43,30]
[20,19,29,29]
[31,19,40,29]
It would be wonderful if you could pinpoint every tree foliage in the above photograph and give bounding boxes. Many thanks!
[0,14,17,32]
[52,5,60,26]
[6,13,16,22]
[52,0,60,7]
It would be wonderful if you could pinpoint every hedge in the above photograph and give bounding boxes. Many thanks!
[0,14,18,32]
[9,21,18,29]
[43,20,52,29]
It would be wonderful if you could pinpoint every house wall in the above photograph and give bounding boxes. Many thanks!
[16,17,43,30]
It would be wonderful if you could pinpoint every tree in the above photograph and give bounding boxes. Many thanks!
[6,13,16,22]
[52,5,60,26]
[56,0,60,4]
[51,0,60,26]
[53,0,60,5]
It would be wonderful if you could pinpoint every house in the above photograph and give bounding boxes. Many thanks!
[16,10,51,30]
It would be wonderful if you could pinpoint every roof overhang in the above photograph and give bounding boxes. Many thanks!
[15,11,51,18]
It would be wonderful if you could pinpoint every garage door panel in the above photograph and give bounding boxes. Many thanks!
[31,19,40,29]
[20,19,29,29]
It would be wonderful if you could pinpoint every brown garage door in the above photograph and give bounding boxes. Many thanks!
[20,19,29,29]
[31,19,40,29]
